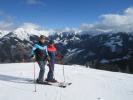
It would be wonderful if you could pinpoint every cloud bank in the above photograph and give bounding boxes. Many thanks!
[80,7,133,33]
[1,7,133,33]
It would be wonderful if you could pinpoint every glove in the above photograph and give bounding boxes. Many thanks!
[31,56,36,62]
[55,54,63,60]
[47,56,51,61]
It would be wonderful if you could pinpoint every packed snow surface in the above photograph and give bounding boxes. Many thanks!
[0,63,133,100]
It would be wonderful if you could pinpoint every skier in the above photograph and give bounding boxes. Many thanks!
[31,36,72,87]
[31,35,49,84]
[45,40,57,82]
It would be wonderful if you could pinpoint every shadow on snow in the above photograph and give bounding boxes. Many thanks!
[0,74,33,84]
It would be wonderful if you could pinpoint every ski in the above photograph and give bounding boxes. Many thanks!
[36,81,72,88]
[47,82,72,88]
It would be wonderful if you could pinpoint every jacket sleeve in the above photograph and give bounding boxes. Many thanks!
[31,44,38,57]
[45,46,49,57]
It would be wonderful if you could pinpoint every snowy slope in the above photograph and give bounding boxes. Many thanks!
[0,63,133,100]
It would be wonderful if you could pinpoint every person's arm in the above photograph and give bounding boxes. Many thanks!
[45,46,49,57]
[31,44,38,61]
[46,46,51,61]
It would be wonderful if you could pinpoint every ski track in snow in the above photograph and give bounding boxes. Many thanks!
[0,63,133,100]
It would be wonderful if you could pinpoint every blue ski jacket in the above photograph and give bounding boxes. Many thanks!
[31,42,49,61]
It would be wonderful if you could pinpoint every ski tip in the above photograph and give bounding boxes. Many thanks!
[60,86,67,88]
[68,83,72,85]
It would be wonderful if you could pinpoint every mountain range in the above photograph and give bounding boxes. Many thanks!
[0,28,133,74]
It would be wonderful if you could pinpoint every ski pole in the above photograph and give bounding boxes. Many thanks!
[33,62,37,92]
[62,62,66,82]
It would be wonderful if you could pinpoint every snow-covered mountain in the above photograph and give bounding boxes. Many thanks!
[13,27,50,41]
[0,28,133,73]
[0,63,133,100]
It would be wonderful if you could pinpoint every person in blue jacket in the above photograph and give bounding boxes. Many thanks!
[31,35,49,84]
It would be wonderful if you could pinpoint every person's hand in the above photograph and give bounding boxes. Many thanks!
[47,56,51,61]
[55,54,62,60]
[31,56,36,62]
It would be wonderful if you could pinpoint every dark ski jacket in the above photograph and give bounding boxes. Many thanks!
[31,42,49,61]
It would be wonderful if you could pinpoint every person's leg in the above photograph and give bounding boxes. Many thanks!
[37,61,46,82]
[47,60,55,81]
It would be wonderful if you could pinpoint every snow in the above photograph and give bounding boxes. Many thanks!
[0,63,133,100]
[0,30,9,38]
[13,27,50,41]
[100,59,109,64]
[104,39,123,52]
[9,23,54,41]
[84,51,96,58]
[65,49,84,61]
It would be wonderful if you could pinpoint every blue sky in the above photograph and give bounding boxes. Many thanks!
[0,0,133,30]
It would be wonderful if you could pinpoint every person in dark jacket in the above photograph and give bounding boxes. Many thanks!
[45,40,57,82]
[31,35,49,84]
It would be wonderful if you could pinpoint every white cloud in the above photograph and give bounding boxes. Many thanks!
[14,23,54,39]
[0,11,14,21]
[26,0,43,5]
[20,23,40,30]
[54,27,80,34]
[80,7,133,33]
[1,7,133,34]
[0,21,14,31]
[0,11,15,31]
